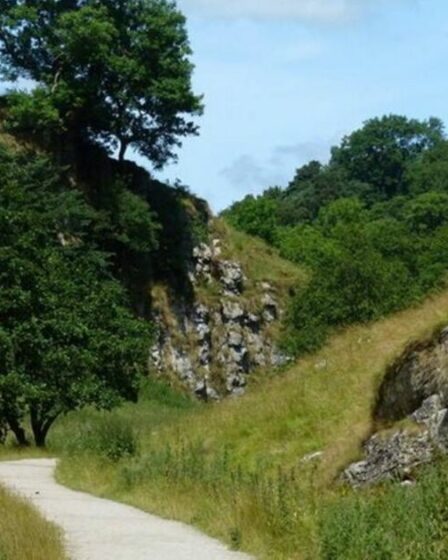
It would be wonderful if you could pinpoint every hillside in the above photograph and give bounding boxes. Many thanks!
[54,285,448,559]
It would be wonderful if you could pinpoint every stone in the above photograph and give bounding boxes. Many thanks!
[300,451,324,464]
[411,394,443,427]
[244,313,261,332]
[270,350,289,368]
[314,359,328,371]
[343,394,448,487]
[261,293,278,322]
[221,301,245,323]
[343,430,433,487]
[226,373,247,395]
[228,330,243,348]
[194,380,220,401]
[198,343,211,366]
[219,261,245,295]
[170,349,195,386]
[192,243,214,283]
[193,243,212,261]
[212,238,222,258]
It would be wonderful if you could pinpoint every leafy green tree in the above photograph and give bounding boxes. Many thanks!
[279,164,374,224]
[0,147,151,446]
[407,140,448,194]
[331,115,444,197]
[0,0,203,165]
[404,192,448,234]
[224,193,281,244]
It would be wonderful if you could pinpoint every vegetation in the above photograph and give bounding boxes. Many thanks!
[0,0,203,163]
[0,484,67,560]
[0,145,151,446]
[0,2,448,559]
[224,115,448,355]
[55,288,448,559]
[320,462,448,560]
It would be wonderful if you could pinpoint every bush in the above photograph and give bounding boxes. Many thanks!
[61,414,139,462]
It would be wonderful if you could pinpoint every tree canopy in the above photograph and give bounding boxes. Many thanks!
[0,146,151,446]
[0,0,203,165]
[224,115,448,356]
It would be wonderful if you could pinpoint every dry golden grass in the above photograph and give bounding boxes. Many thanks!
[0,485,67,560]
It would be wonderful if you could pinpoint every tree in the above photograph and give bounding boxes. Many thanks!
[407,140,448,195]
[0,0,203,166]
[331,115,445,198]
[223,192,281,244]
[0,146,151,446]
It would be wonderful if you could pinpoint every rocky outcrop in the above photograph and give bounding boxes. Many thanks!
[343,395,448,487]
[151,238,288,398]
[375,328,448,421]
[344,327,448,487]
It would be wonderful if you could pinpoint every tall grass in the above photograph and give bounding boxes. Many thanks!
[55,288,448,559]
[319,461,448,560]
[0,485,67,560]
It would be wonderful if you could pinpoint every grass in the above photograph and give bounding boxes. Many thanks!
[211,218,306,304]
[320,460,448,560]
[53,287,448,559]
[0,485,67,560]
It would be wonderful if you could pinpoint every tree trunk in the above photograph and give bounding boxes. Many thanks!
[118,140,128,162]
[6,416,29,447]
[31,408,59,448]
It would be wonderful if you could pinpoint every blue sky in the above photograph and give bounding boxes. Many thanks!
[1,1,446,212]
[150,0,448,211]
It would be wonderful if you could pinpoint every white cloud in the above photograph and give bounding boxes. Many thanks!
[179,0,370,22]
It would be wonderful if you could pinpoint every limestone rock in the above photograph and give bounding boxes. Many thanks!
[221,301,245,323]
[219,261,245,295]
[261,293,278,322]
[343,394,448,487]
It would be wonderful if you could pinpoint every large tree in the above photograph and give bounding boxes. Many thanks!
[0,146,151,446]
[331,115,445,198]
[0,0,203,165]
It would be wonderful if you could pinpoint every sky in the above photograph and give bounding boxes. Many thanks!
[1,1,446,212]
[148,0,448,211]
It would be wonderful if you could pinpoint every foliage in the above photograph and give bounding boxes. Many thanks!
[0,146,151,446]
[320,462,448,560]
[331,115,444,197]
[63,415,139,461]
[224,114,448,356]
[223,190,281,243]
[0,0,203,165]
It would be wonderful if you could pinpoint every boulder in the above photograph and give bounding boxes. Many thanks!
[343,394,448,487]
[219,261,245,295]
[221,301,245,323]
[261,293,278,322]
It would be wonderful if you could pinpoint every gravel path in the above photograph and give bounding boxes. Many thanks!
[0,459,252,560]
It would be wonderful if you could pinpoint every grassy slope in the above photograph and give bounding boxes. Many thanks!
[211,218,306,303]
[0,485,67,560]
[55,286,448,560]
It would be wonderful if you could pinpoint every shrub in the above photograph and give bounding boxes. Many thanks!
[61,415,139,462]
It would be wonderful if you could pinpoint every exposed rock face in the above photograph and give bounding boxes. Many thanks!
[151,238,286,398]
[344,328,448,487]
[343,395,446,487]
[375,328,448,421]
